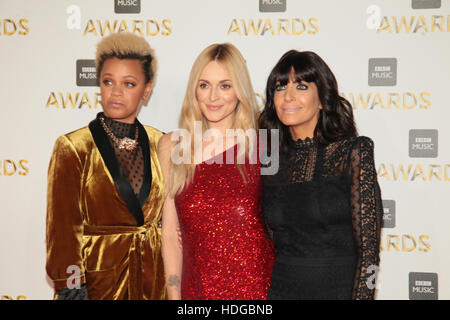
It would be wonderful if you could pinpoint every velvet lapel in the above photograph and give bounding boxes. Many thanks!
[88,117,145,226]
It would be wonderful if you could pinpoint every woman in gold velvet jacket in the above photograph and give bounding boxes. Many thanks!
[46,32,165,300]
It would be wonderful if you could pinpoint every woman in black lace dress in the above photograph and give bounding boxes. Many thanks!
[259,50,383,300]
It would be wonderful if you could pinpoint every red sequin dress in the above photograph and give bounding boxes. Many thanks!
[175,147,275,300]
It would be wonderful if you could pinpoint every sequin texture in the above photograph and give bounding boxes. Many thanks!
[175,147,275,300]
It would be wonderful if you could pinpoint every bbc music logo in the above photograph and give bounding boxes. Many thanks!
[382,200,395,228]
[368,58,397,87]
[409,129,438,158]
[76,60,97,87]
[409,272,438,300]
[412,0,441,9]
[259,0,286,12]
[45,59,100,109]
[115,0,141,14]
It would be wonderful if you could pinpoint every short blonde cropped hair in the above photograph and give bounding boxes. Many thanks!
[95,32,157,83]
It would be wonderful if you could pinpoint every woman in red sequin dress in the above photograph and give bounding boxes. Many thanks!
[158,43,275,300]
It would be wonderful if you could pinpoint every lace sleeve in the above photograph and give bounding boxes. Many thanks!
[349,137,383,300]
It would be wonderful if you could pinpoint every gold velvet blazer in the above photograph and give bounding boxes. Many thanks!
[46,117,166,300]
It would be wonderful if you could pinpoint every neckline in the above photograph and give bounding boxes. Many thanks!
[199,144,239,165]
[293,136,315,148]
[98,112,137,138]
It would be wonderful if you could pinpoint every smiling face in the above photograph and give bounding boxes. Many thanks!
[196,60,239,132]
[273,72,322,140]
[100,57,153,124]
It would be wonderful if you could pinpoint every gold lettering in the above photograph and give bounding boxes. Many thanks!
[94,93,102,109]
[255,93,266,111]
[46,92,60,108]
[388,93,401,109]
[78,92,92,108]
[391,163,413,181]
[4,160,16,176]
[377,163,390,180]
[403,92,417,109]
[277,19,289,35]
[18,160,29,176]
[1,295,26,300]
[227,18,319,37]
[387,234,399,252]
[412,164,426,181]
[402,235,416,252]
[59,92,80,109]
[308,17,319,35]
[394,16,415,33]
[381,234,431,253]
[242,19,262,36]
[414,15,429,33]
[118,20,129,33]
[18,19,29,35]
[98,19,118,36]
[418,235,431,252]
[446,164,450,181]
[292,18,306,35]
[83,19,97,36]
[146,20,159,36]
[227,19,242,36]
[431,15,444,32]
[376,15,450,34]
[429,165,442,181]
[350,93,371,110]
[377,16,392,33]
[419,92,431,109]
[132,20,145,36]
[3,19,17,35]
[344,92,432,111]
[371,92,385,109]
[161,19,172,36]
[261,19,275,35]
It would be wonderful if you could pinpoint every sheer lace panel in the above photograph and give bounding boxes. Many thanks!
[349,137,382,300]
[287,138,317,183]
[287,138,351,183]
[103,116,144,195]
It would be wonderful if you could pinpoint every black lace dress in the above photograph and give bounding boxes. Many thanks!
[262,136,383,300]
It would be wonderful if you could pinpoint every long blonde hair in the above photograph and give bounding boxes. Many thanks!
[169,43,259,196]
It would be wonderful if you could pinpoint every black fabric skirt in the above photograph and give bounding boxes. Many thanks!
[268,255,357,300]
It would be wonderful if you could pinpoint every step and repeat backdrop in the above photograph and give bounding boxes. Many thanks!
[1,0,449,300]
